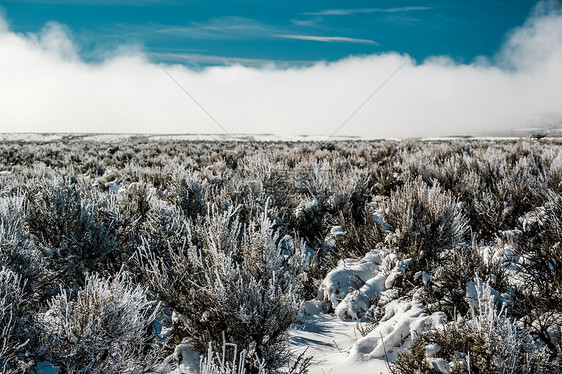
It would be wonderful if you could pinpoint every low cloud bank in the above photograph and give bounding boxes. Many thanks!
[1,1,561,138]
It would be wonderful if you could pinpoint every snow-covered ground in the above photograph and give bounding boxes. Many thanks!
[0,132,539,144]
[290,313,390,374]
[30,246,447,374]
[166,242,435,374]
[0,133,363,143]
[289,246,448,374]
[5,134,558,373]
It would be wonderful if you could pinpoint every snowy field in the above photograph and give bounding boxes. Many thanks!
[0,133,364,144]
[1,135,561,373]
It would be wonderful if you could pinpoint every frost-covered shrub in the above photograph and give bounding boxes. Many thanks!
[41,272,165,374]
[288,160,371,247]
[369,161,403,197]
[138,207,307,371]
[104,181,156,257]
[165,165,207,220]
[0,268,29,373]
[377,177,468,263]
[0,194,42,280]
[0,196,43,369]
[401,142,474,194]
[509,197,562,359]
[26,178,117,290]
[238,154,293,208]
[468,145,551,239]
[136,197,191,263]
[0,194,26,236]
[292,196,324,246]
[392,276,556,374]
[199,338,310,374]
[199,340,266,374]
[419,244,508,317]
[326,211,384,270]
[116,181,153,223]
[397,140,556,241]
[211,173,275,227]
[279,162,374,300]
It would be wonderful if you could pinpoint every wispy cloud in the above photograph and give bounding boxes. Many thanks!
[278,34,378,45]
[111,17,269,40]
[113,19,379,45]
[304,7,431,16]
[290,18,320,28]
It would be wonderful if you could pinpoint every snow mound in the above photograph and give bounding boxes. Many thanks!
[317,249,386,313]
[351,299,446,360]
[318,249,412,321]
[334,273,386,320]
[314,248,448,363]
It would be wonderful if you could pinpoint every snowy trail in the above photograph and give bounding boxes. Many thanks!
[290,314,390,374]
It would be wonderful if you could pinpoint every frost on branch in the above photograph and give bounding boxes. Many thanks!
[0,267,28,373]
[26,178,118,291]
[40,272,166,374]
[199,338,266,374]
[376,176,469,258]
[392,275,556,373]
[138,204,308,372]
[0,194,41,281]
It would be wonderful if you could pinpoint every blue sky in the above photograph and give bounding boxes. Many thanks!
[0,0,561,137]
[1,0,539,67]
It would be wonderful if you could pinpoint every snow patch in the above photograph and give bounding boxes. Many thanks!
[317,249,387,313]
[350,299,446,360]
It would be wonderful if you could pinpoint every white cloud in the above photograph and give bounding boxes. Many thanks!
[0,1,561,138]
